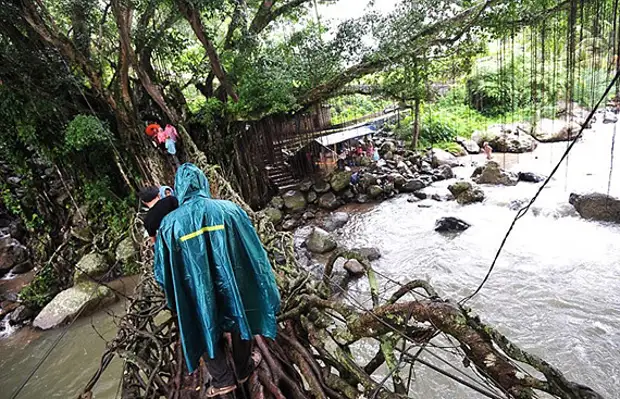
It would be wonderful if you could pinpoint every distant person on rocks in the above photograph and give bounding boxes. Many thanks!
[483,142,493,160]
[139,186,179,244]
[154,164,280,398]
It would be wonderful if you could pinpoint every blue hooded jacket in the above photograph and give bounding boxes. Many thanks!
[154,164,280,372]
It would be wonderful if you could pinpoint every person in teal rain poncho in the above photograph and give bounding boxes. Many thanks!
[154,164,280,397]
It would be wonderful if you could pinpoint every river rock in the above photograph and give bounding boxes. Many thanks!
[0,236,29,274]
[435,217,471,233]
[391,174,407,189]
[384,151,394,161]
[456,136,481,154]
[532,119,581,142]
[420,161,433,174]
[407,196,420,203]
[10,260,33,275]
[569,193,620,223]
[518,172,546,183]
[298,180,313,192]
[115,237,137,263]
[302,211,315,221]
[380,141,397,155]
[473,161,518,186]
[401,179,426,193]
[313,180,331,194]
[74,252,109,284]
[603,112,618,124]
[359,174,378,190]
[472,124,537,153]
[343,259,366,277]
[305,228,337,254]
[9,305,35,325]
[282,190,307,212]
[448,181,485,205]
[33,282,117,330]
[306,190,318,204]
[434,164,454,180]
[263,208,283,224]
[413,191,427,200]
[324,212,350,232]
[431,148,460,168]
[356,194,369,204]
[342,189,355,201]
[330,171,352,192]
[367,185,384,199]
[282,219,298,231]
[351,247,381,261]
[270,196,285,210]
[319,192,339,210]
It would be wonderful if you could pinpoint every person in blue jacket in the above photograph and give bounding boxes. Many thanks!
[154,163,281,397]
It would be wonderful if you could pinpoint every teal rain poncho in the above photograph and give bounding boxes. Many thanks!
[154,164,280,373]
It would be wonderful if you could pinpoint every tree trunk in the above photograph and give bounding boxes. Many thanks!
[413,98,421,149]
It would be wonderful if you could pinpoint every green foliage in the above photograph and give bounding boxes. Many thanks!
[329,95,392,125]
[81,179,133,238]
[19,266,60,310]
[121,261,141,277]
[64,115,113,152]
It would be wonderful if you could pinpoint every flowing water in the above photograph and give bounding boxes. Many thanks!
[337,119,620,398]
[1,120,619,398]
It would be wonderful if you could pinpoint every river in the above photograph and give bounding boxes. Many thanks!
[1,120,619,398]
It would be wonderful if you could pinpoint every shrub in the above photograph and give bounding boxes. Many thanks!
[64,115,113,152]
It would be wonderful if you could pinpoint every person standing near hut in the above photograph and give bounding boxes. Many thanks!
[154,164,280,397]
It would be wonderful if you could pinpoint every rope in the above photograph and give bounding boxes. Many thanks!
[461,67,620,305]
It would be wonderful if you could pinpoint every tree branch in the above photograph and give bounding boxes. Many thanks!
[249,0,313,35]
[174,0,239,102]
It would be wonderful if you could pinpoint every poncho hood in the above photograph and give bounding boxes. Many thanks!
[174,163,211,205]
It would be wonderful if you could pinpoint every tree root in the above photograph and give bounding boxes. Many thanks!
[79,161,605,399]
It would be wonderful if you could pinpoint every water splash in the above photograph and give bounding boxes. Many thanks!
[0,315,17,339]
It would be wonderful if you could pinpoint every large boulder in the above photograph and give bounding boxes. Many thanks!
[313,180,331,194]
[115,237,137,263]
[0,236,29,274]
[74,252,109,283]
[298,180,313,192]
[282,190,307,212]
[323,212,350,232]
[401,179,426,193]
[456,136,481,154]
[472,124,537,153]
[33,282,117,330]
[330,171,352,192]
[569,193,620,223]
[434,164,455,180]
[343,259,366,277]
[9,305,35,325]
[318,192,339,210]
[603,112,618,124]
[270,196,285,210]
[431,148,460,168]
[305,228,337,254]
[367,185,384,199]
[391,173,407,189]
[435,217,471,233]
[532,119,581,142]
[473,161,518,186]
[448,181,485,205]
[351,247,381,261]
[519,172,547,183]
[307,190,318,204]
[380,141,398,155]
[359,174,378,190]
[263,208,283,224]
